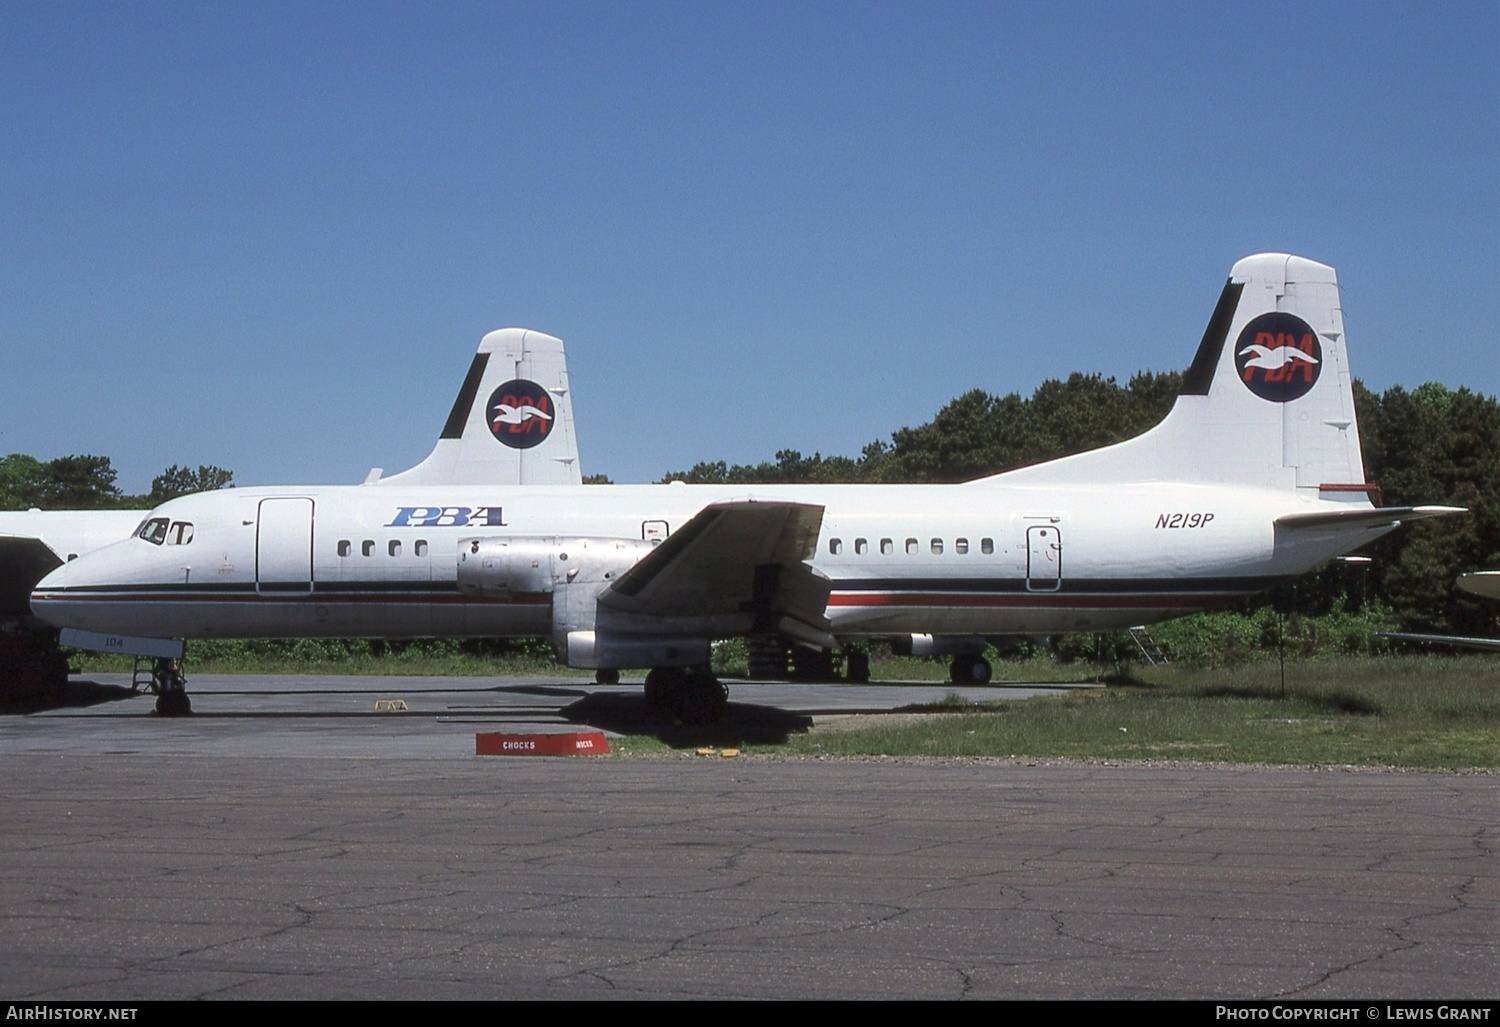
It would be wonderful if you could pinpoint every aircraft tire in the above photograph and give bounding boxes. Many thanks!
[845,650,871,683]
[595,668,621,686]
[154,691,192,716]
[950,655,993,685]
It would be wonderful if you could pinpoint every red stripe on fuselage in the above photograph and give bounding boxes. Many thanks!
[827,592,1244,609]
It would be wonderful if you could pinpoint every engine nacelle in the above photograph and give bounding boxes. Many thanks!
[456,537,559,600]
[895,633,987,657]
[456,535,658,602]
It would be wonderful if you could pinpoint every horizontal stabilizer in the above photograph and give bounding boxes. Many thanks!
[0,535,64,617]
[1275,505,1466,531]
[1458,571,1500,600]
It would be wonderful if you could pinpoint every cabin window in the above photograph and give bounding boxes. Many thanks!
[930,538,943,555]
[828,538,842,555]
[905,538,918,555]
[136,518,169,545]
[168,522,193,545]
[389,540,402,557]
[415,540,428,557]
[981,538,994,554]
[955,538,969,554]
[337,540,351,558]
[855,538,868,555]
[67,553,77,561]
[362,540,375,557]
[880,538,893,555]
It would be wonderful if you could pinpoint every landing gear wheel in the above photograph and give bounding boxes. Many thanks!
[154,689,192,716]
[595,668,621,686]
[845,650,871,683]
[150,658,192,716]
[949,654,993,685]
[643,666,727,724]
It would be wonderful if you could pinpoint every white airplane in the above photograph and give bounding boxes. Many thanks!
[31,254,1465,718]
[1,327,582,691]
[1380,571,1500,653]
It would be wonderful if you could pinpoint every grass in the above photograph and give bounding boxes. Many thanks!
[66,643,1499,770]
[770,656,1500,770]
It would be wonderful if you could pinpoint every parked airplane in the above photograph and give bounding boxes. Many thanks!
[1380,571,1500,653]
[32,254,1464,718]
[1,328,581,692]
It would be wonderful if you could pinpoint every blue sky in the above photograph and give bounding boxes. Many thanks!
[2,1,1495,492]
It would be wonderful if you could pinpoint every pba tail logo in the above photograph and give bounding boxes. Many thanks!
[487,380,555,449]
[1234,312,1322,403]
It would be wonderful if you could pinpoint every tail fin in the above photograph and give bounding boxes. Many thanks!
[989,253,1367,496]
[376,328,582,487]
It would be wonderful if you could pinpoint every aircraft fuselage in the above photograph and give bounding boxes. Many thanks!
[29,480,1393,642]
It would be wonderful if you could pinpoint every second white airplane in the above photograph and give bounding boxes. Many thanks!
[32,254,1463,718]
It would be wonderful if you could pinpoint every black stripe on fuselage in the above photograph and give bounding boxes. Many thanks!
[827,575,1284,595]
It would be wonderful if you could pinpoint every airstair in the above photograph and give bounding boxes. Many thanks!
[1128,626,1170,665]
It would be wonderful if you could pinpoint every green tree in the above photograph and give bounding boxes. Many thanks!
[147,465,234,505]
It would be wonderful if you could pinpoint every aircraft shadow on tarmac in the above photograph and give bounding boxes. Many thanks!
[0,678,139,715]
[561,692,813,747]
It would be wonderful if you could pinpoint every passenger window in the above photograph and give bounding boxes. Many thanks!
[829,539,842,555]
[337,540,351,558]
[67,553,77,562]
[389,540,402,557]
[855,538,867,555]
[362,540,375,557]
[981,538,994,554]
[880,538,893,555]
[955,538,969,554]
[415,540,428,557]
[931,538,943,555]
[905,538,918,555]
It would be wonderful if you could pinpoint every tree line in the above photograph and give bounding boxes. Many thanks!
[0,455,233,510]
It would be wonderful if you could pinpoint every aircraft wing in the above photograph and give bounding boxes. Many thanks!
[1275,505,1466,531]
[1379,632,1500,654]
[0,534,65,618]
[597,500,833,646]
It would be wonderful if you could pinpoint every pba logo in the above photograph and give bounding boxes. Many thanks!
[1233,312,1322,403]
[486,380,555,449]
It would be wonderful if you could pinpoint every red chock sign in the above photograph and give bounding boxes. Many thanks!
[476,731,610,757]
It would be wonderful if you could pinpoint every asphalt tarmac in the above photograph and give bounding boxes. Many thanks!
[0,674,1494,1000]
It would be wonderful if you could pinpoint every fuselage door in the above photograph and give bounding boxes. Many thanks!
[1026,525,1062,592]
[256,497,314,593]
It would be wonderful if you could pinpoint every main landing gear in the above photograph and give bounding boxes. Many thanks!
[643,666,729,724]
[949,654,993,685]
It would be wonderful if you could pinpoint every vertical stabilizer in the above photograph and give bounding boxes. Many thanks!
[377,328,583,487]
[986,254,1367,495]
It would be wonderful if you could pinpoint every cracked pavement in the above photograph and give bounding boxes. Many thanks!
[0,675,1493,999]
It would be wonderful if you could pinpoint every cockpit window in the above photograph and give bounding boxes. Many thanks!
[137,518,170,545]
[168,522,194,545]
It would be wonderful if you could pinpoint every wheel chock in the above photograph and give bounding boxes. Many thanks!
[476,731,610,756]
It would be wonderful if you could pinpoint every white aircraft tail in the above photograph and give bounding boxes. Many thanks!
[377,328,582,487]
[989,253,1368,497]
